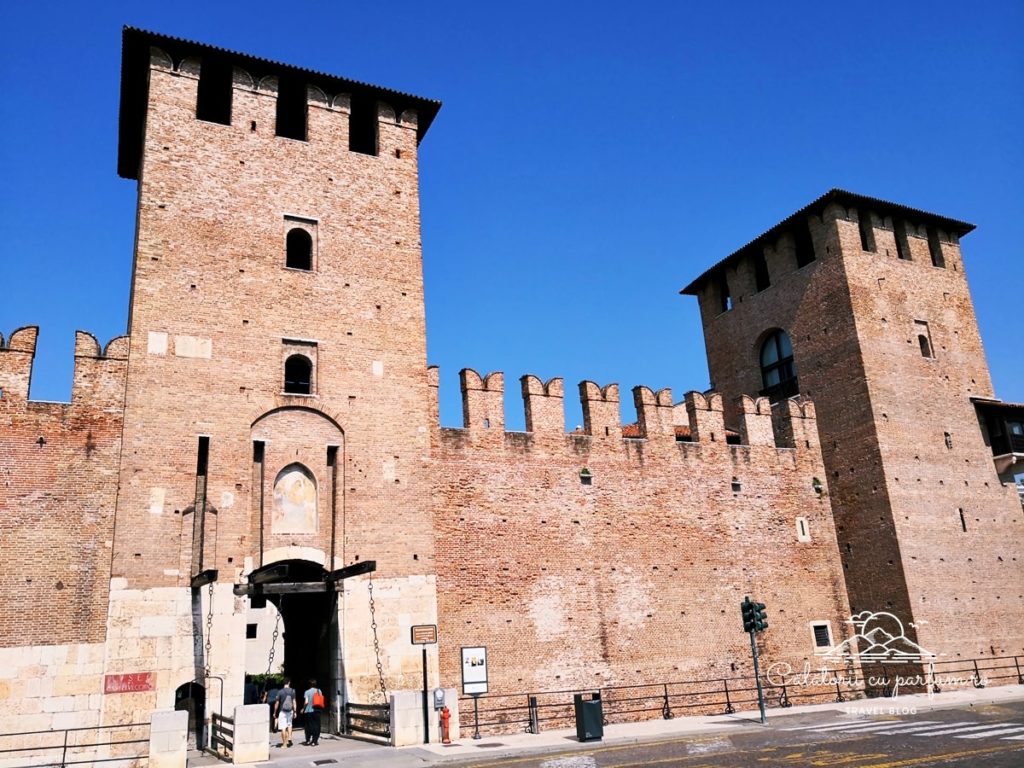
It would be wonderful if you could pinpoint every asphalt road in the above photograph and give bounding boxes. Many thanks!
[450,700,1024,768]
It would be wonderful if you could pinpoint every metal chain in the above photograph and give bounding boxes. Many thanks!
[368,578,388,702]
[266,602,281,675]
[204,581,214,679]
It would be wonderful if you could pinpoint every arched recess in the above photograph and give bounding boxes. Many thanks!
[250,407,345,567]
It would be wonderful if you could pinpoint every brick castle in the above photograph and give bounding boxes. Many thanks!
[1,28,1021,740]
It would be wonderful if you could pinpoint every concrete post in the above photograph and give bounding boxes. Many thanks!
[231,704,270,764]
[148,710,188,768]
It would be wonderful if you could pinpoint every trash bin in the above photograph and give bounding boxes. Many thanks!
[573,692,603,742]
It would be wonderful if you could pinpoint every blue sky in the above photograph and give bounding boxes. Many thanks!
[1,1,1021,430]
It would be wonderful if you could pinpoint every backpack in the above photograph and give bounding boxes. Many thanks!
[312,689,324,710]
[281,692,293,712]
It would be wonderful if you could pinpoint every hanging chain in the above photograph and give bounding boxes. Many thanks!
[204,581,214,679]
[266,601,282,675]
[368,578,388,702]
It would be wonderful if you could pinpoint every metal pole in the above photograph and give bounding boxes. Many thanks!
[422,647,430,744]
[749,630,766,724]
[472,693,482,739]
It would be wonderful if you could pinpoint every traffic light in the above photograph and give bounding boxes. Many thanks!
[741,597,756,633]
[741,597,768,633]
[754,602,768,632]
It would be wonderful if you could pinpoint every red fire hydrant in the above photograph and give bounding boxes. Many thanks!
[440,705,452,744]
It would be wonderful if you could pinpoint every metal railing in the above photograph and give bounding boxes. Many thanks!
[0,722,149,768]
[459,654,1024,737]
[341,702,391,745]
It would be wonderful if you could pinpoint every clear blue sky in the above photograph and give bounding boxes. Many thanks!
[2,1,1021,430]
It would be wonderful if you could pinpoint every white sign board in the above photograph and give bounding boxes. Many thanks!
[460,646,488,695]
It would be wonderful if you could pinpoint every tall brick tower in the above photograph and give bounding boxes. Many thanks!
[107,27,442,721]
[683,190,1024,665]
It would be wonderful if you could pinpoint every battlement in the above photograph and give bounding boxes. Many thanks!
[682,190,975,322]
[433,366,820,452]
[118,28,441,179]
[0,328,128,406]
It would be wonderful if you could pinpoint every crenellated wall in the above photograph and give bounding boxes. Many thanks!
[430,368,854,695]
[0,329,128,649]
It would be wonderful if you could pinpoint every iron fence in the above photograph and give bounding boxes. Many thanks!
[458,653,1023,737]
[0,722,149,768]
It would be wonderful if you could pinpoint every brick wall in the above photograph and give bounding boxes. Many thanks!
[0,329,127,646]
[431,371,854,694]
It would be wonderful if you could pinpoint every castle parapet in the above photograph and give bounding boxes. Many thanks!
[460,369,504,435]
[72,332,129,406]
[771,398,819,449]
[0,326,39,401]
[683,390,725,443]
[580,381,621,438]
[736,395,775,446]
[633,386,675,438]
[521,376,564,434]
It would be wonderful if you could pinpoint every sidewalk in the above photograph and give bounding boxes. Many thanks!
[189,684,1024,767]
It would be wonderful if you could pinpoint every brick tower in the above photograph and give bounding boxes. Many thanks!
[106,27,442,721]
[683,190,1024,666]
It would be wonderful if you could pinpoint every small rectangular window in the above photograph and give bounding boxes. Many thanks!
[246,623,258,639]
[327,445,339,467]
[914,320,934,359]
[253,440,265,463]
[812,623,832,648]
[718,273,732,312]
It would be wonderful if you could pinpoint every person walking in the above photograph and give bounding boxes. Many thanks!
[274,678,297,748]
[301,678,323,746]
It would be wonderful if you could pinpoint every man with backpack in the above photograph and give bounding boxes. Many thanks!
[302,678,324,746]
[274,678,296,748]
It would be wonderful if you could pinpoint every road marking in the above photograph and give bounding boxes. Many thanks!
[791,720,938,733]
[866,721,977,734]
[854,743,1024,768]
[914,721,1020,736]
[955,725,1024,739]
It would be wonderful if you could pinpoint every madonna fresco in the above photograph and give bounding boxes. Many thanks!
[271,464,318,533]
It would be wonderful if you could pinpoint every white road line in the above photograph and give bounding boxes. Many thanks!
[867,722,977,735]
[955,725,1024,739]
[913,722,1021,737]
[797,720,939,733]
[1002,734,1024,741]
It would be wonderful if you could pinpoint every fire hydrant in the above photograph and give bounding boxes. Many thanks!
[440,705,452,744]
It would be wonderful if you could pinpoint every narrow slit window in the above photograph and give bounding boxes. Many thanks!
[796,516,811,542]
[731,477,742,493]
[753,250,770,292]
[894,220,911,260]
[793,221,816,267]
[858,210,876,252]
[327,445,339,467]
[915,320,934,359]
[959,508,967,532]
[196,436,210,477]
[196,57,233,125]
[349,94,379,156]
[284,354,312,394]
[927,227,945,268]
[253,440,265,463]
[286,228,313,270]
[718,272,732,312]
[275,76,307,141]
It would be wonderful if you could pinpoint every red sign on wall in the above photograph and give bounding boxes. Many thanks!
[104,672,154,694]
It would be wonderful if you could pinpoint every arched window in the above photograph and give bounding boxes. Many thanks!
[284,354,312,394]
[286,228,313,270]
[760,330,798,400]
